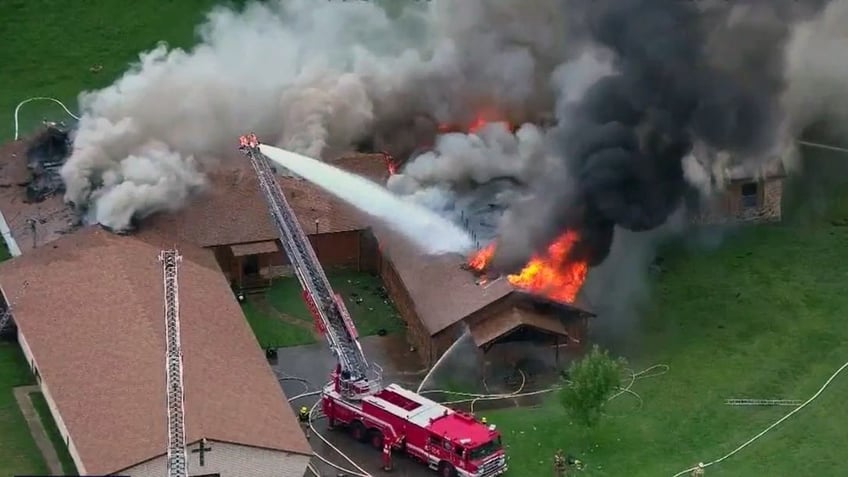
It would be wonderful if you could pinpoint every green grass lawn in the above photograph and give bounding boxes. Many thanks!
[29,392,77,475]
[241,300,315,349]
[0,0,228,142]
[486,163,848,476]
[0,343,47,476]
[266,270,405,337]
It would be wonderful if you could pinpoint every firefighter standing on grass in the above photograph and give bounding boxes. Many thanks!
[554,449,567,476]
[298,406,310,439]
[690,463,705,476]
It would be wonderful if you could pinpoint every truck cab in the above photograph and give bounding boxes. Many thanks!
[424,418,507,477]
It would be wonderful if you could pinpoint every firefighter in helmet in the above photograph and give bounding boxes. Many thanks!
[298,406,310,439]
[382,439,393,471]
[481,416,488,425]
[554,449,567,476]
[691,463,705,476]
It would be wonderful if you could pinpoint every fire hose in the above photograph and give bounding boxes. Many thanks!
[670,357,848,476]
[13,97,80,141]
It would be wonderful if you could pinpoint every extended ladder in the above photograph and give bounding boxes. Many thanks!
[238,134,381,399]
[160,250,188,477]
[725,398,803,407]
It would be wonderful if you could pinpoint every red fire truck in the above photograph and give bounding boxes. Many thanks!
[239,134,508,477]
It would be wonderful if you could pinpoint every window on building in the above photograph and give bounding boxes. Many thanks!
[740,182,759,209]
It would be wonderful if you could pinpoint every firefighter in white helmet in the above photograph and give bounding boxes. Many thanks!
[690,462,705,476]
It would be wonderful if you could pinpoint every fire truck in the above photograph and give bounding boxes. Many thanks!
[239,134,508,477]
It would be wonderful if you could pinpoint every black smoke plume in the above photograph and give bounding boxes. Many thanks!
[493,0,828,269]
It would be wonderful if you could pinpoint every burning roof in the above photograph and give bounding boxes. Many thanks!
[24,123,73,203]
[467,229,588,306]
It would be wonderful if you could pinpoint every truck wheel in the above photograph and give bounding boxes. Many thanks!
[350,421,367,442]
[369,430,384,450]
[439,462,458,477]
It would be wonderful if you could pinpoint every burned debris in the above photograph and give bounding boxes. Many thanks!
[24,123,73,203]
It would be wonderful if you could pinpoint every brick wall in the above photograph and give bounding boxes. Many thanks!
[379,258,433,363]
[690,178,783,225]
[121,441,310,477]
[311,230,361,269]
[358,228,380,274]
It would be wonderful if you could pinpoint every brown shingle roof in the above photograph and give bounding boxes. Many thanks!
[144,163,364,246]
[726,159,787,182]
[0,226,311,474]
[469,307,568,347]
[230,240,279,257]
[374,226,513,335]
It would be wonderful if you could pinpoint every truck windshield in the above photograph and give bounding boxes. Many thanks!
[468,438,501,461]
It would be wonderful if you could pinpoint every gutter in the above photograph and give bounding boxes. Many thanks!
[0,208,22,257]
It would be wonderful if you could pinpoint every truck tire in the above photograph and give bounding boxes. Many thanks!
[369,429,384,450]
[351,421,367,442]
[438,462,458,477]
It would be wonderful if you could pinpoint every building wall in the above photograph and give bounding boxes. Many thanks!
[430,323,466,366]
[690,178,783,225]
[311,230,361,269]
[213,246,237,283]
[17,329,87,474]
[121,441,310,477]
[358,228,380,274]
[378,257,433,364]
[213,231,364,282]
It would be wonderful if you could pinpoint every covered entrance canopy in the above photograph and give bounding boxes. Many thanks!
[470,307,569,348]
[229,241,281,292]
[229,240,279,257]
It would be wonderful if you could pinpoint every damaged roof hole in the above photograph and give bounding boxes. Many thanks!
[24,124,73,203]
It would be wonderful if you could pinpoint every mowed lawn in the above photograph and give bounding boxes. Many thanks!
[0,343,47,476]
[266,270,404,336]
[487,152,848,476]
[244,270,404,348]
[0,0,227,142]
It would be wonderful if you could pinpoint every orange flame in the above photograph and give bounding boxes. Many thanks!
[381,151,397,175]
[467,231,588,304]
[437,110,513,135]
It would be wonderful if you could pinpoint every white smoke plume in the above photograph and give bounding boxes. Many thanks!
[259,144,473,254]
[60,0,572,231]
[782,0,848,139]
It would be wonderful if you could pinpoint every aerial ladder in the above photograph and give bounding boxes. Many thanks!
[159,249,188,477]
[238,134,382,399]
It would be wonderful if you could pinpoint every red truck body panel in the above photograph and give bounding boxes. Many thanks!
[322,382,508,477]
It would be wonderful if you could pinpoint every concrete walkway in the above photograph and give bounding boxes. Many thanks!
[13,385,63,475]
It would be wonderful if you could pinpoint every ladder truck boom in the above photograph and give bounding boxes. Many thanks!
[238,134,381,399]
[237,134,508,476]
[160,249,188,477]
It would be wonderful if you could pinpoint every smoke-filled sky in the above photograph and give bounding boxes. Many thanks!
[60,0,848,268]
